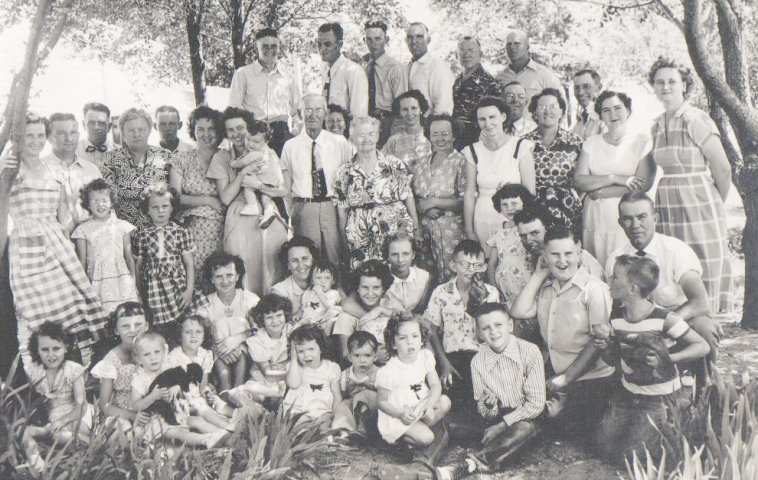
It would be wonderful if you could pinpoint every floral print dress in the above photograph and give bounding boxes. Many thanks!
[486,221,532,307]
[333,151,414,262]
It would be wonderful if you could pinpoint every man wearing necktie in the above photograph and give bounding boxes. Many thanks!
[405,22,454,116]
[76,102,114,169]
[317,22,369,118]
[363,20,406,147]
[570,69,606,140]
[606,192,719,390]
[280,93,354,265]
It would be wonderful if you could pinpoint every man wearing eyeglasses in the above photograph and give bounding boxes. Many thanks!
[503,81,537,137]
[452,36,504,149]
[228,28,301,155]
[280,93,353,265]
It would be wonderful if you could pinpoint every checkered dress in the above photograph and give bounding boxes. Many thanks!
[650,102,734,313]
[8,174,106,356]
[133,222,194,325]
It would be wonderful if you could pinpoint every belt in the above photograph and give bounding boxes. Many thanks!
[663,171,709,178]
[294,196,333,203]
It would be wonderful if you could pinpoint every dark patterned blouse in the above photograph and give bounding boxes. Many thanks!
[523,128,583,229]
[101,146,171,228]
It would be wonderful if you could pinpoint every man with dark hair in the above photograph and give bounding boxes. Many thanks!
[452,36,504,149]
[318,22,368,117]
[495,29,562,117]
[228,27,301,155]
[406,22,454,115]
[155,105,194,153]
[76,102,113,168]
[363,20,406,146]
[511,226,614,439]
[607,191,719,388]
[571,68,606,139]
[45,112,102,226]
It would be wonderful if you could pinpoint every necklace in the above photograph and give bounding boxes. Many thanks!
[220,291,237,317]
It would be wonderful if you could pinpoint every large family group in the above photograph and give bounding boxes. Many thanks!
[2,17,735,480]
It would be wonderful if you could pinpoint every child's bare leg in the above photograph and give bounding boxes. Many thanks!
[187,415,224,434]
[215,360,233,392]
[232,355,247,387]
[198,407,232,430]
[164,427,211,446]
[332,399,358,431]
[243,188,258,209]
[422,394,451,427]
[402,422,435,447]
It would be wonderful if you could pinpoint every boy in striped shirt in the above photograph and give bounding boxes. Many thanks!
[594,255,709,466]
[435,302,545,479]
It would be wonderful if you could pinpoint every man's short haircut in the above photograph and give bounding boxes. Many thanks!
[255,27,278,40]
[618,191,655,213]
[614,255,660,298]
[83,102,111,119]
[382,230,417,260]
[574,68,602,84]
[48,112,78,129]
[459,36,481,49]
[503,81,525,90]
[470,302,511,322]
[303,92,328,111]
[594,90,633,116]
[319,22,344,41]
[514,203,554,228]
[347,330,379,353]
[543,225,580,245]
[155,105,181,121]
[407,22,430,36]
[364,20,388,33]
[453,239,485,259]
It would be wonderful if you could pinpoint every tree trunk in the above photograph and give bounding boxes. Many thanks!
[230,0,246,69]
[740,165,758,329]
[185,0,207,106]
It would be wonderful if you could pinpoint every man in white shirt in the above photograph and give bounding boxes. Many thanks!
[606,192,719,387]
[364,20,406,146]
[75,102,114,169]
[496,30,562,117]
[155,106,195,153]
[503,81,537,137]
[318,22,368,118]
[406,22,454,116]
[571,69,606,140]
[45,113,102,227]
[280,93,353,265]
[228,28,301,155]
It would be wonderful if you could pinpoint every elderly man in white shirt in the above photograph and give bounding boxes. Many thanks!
[228,28,301,155]
[406,22,454,116]
[318,22,368,118]
[606,191,719,388]
[280,93,353,265]
[45,113,102,228]
[570,69,606,140]
[75,102,114,169]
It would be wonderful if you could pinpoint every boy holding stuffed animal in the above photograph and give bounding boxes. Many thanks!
[593,255,710,466]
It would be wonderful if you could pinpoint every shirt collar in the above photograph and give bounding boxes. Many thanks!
[393,267,417,284]
[328,53,347,71]
[373,53,390,67]
[636,233,660,257]
[254,59,284,75]
[481,336,523,370]
[46,151,84,169]
[544,266,593,294]
[413,52,432,65]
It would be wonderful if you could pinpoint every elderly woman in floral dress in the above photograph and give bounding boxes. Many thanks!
[101,108,172,228]
[334,117,421,266]
[412,114,467,281]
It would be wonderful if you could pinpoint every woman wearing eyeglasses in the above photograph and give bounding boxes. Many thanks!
[524,88,583,232]
[411,114,467,282]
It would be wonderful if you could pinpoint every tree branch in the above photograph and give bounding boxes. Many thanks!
[654,0,683,31]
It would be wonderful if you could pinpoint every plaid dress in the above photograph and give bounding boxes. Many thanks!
[650,102,734,313]
[133,222,194,325]
[8,172,106,357]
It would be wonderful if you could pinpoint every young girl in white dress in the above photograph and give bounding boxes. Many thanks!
[299,259,342,333]
[72,179,139,314]
[283,325,342,430]
[375,312,451,446]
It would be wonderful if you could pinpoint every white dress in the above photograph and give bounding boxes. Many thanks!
[70,215,138,314]
[375,349,436,443]
[283,359,341,419]
[463,138,533,243]
[581,132,651,266]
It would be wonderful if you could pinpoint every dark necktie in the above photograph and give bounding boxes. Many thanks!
[368,60,377,114]
[85,144,107,153]
[636,250,646,257]
[311,141,327,198]
[580,107,589,124]
[323,68,331,103]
